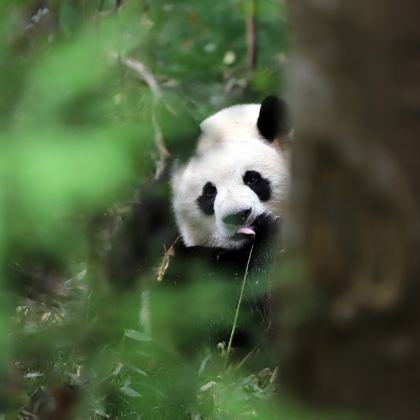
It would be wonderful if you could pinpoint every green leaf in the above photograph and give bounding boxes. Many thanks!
[124,329,151,342]
[120,385,141,398]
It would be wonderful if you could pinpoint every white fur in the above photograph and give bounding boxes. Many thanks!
[171,103,289,250]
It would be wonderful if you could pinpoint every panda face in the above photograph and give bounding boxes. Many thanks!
[171,97,290,250]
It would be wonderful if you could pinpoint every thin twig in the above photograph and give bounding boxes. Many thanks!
[120,56,162,99]
[246,0,258,72]
[225,243,254,368]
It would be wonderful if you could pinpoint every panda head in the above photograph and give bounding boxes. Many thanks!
[171,96,291,250]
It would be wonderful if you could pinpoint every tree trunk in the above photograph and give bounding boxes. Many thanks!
[278,1,420,419]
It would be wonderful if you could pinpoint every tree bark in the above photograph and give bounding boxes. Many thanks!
[278,1,420,419]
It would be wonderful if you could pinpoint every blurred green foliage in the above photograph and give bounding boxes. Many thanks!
[0,1,320,418]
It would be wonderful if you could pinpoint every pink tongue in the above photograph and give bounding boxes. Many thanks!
[237,226,256,236]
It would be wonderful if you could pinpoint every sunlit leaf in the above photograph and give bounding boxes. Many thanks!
[125,329,151,342]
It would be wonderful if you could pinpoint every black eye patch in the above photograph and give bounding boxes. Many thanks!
[243,170,271,201]
[197,182,217,215]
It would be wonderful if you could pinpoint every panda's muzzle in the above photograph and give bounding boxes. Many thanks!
[222,208,251,226]
[233,212,278,241]
[222,208,257,239]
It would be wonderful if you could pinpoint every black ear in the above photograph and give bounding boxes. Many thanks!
[257,95,290,142]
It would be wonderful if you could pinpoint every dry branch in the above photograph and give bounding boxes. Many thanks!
[114,53,170,178]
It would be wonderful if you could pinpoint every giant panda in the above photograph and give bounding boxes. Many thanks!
[106,95,291,357]
[171,95,290,251]
[166,95,291,354]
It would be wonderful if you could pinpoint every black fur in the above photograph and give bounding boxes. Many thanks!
[164,212,279,352]
[197,182,217,215]
[257,95,290,141]
[243,170,271,202]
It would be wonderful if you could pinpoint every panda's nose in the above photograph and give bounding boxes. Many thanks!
[223,208,252,226]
